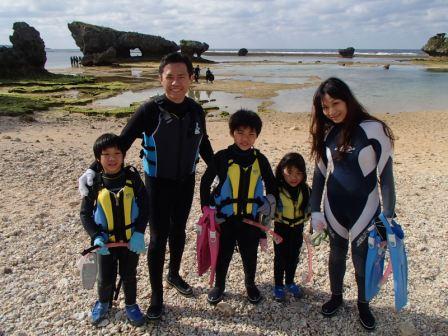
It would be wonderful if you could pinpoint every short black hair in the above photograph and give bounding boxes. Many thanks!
[93,133,125,160]
[159,52,194,76]
[229,109,262,136]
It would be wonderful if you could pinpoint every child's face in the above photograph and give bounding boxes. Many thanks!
[231,126,257,151]
[283,166,304,187]
[98,146,124,175]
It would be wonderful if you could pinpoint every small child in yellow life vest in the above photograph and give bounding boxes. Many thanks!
[80,133,149,326]
[273,152,311,302]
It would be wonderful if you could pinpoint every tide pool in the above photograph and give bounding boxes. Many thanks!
[85,52,448,114]
[94,88,263,114]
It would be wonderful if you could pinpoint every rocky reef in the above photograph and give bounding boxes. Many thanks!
[0,22,47,77]
[338,47,355,58]
[179,40,209,59]
[67,21,179,66]
[422,33,448,57]
[238,48,248,56]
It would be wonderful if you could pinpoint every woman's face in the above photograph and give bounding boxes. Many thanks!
[321,93,348,124]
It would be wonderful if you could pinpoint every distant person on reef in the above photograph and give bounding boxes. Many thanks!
[194,65,200,83]
[206,68,214,84]
[78,52,215,320]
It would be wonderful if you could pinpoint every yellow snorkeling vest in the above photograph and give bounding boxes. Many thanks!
[275,187,310,227]
[215,154,264,218]
[94,180,136,242]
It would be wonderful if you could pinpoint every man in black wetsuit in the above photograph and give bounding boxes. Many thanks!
[78,52,214,320]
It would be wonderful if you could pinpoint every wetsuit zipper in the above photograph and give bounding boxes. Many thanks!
[176,115,182,180]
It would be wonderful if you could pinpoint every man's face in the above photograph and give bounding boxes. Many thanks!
[159,63,193,103]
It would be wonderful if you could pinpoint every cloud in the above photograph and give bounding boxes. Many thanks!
[0,0,446,49]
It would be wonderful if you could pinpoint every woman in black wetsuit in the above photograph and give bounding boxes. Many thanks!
[309,77,396,330]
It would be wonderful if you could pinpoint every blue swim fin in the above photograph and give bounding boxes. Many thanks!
[379,213,408,311]
[365,226,386,301]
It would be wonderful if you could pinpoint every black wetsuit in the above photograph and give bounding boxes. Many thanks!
[200,145,276,289]
[274,183,311,286]
[205,70,213,83]
[117,94,214,307]
[310,120,395,301]
[80,167,148,305]
[194,67,200,82]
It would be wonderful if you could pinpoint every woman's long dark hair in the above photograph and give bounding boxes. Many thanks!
[275,152,310,212]
[310,77,394,162]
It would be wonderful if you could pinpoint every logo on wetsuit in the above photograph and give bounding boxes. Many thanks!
[356,229,369,247]
[194,122,201,135]
[334,145,355,153]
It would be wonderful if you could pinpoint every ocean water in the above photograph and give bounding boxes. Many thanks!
[204,48,425,64]
[45,48,424,69]
[210,62,448,113]
[45,49,448,114]
[45,49,83,69]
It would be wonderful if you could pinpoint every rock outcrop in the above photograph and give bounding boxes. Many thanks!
[179,40,209,59]
[238,48,248,56]
[67,21,179,66]
[338,47,355,58]
[0,22,47,77]
[422,33,448,57]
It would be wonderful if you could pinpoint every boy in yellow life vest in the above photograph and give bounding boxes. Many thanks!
[200,109,277,305]
[80,133,149,326]
[272,152,311,302]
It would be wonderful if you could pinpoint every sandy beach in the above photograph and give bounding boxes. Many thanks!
[1,100,447,335]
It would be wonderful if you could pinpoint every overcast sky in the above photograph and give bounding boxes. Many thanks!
[1,0,447,50]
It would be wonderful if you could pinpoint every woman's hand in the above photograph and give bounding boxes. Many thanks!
[311,212,327,233]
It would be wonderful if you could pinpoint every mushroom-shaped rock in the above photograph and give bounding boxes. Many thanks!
[238,48,248,56]
[179,40,209,59]
[338,47,355,58]
[422,33,448,57]
[0,22,47,77]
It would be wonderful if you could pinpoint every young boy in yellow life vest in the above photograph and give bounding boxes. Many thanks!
[200,109,277,305]
[80,133,149,326]
[272,152,311,302]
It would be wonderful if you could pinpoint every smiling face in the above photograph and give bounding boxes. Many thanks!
[321,93,348,124]
[282,166,304,187]
[159,62,193,103]
[98,146,124,175]
[231,126,257,151]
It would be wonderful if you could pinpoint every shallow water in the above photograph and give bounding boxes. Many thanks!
[46,50,448,114]
[94,88,263,113]
[95,61,448,113]
[217,61,448,113]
